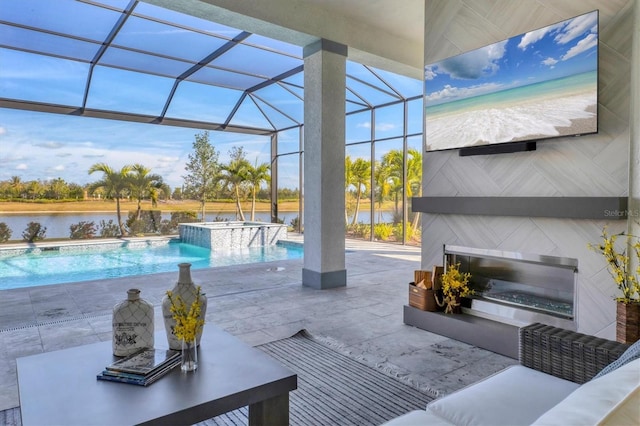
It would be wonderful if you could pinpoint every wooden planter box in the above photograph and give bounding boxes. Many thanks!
[617,301,640,343]
[409,284,438,311]
[408,268,443,312]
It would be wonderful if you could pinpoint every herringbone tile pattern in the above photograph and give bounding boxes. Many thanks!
[422,0,633,337]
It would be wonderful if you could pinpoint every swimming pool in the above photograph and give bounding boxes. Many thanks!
[0,240,303,290]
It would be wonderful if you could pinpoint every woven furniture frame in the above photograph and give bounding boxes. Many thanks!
[519,323,629,384]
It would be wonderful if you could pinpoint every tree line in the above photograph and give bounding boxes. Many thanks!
[0,131,274,238]
[86,131,272,236]
[1,130,421,242]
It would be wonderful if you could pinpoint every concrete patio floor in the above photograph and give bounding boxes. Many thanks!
[0,236,517,418]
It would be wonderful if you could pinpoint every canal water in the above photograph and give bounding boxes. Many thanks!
[0,211,391,239]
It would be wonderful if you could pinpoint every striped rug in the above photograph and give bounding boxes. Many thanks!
[200,330,435,426]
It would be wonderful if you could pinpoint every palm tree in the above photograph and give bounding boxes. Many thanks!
[378,148,423,237]
[48,177,69,200]
[345,156,371,226]
[245,160,270,221]
[25,180,45,200]
[88,163,133,236]
[406,148,423,233]
[380,150,404,217]
[9,176,23,198]
[374,161,394,222]
[129,164,169,220]
[220,147,251,221]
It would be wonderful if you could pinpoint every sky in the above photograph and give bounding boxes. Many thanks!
[0,0,422,191]
[424,10,599,107]
[0,107,275,189]
[0,99,422,190]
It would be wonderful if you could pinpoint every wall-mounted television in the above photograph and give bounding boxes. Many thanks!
[424,10,598,154]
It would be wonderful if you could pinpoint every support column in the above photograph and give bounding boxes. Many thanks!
[302,39,347,289]
[629,0,640,292]
[270,133,278,223]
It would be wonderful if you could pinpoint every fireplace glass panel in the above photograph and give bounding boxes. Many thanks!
[445,246,577,324]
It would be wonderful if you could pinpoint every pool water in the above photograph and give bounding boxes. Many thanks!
[0,241,303,290]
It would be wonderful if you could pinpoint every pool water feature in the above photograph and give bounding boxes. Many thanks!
[179,221,288,249]
[0,239,303,290]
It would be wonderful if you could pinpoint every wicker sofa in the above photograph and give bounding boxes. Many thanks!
[383,323,639,426]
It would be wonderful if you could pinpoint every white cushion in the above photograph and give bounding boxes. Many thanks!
[532,358,640,425]
[594,339,640,379]
[426,366,579,426]
[380,409,454,425]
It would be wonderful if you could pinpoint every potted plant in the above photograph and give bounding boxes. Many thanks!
[589,227,640,343]
[437,262,473,314]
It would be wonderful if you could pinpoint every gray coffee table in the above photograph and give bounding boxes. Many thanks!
[17,325,297,425]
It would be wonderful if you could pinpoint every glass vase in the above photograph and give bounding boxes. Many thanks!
[181,339,198,372]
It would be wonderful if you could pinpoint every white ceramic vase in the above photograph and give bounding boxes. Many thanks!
[162,263,207,350]
[112,288,154,357]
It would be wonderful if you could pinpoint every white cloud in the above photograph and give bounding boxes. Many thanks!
[426,82,504,103]
[518,11,597,53]
[356,121,396,132]
[35,141,64,149]
[555,13,598,45]
[376,123,397,132]
[542,57,558,67]
[53,165,65,171]
[0,127,6,135]
[437,41,507,79]
[518,26,554,50]
[424,66,437,80]
[16,163,27,170]
[158,156,180,164]
[561,33,598,61]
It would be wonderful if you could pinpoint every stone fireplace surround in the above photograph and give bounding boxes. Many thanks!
[413,194,630,342]
[404,243,580,358]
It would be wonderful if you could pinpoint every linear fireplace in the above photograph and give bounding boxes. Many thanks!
[444,245,578,330]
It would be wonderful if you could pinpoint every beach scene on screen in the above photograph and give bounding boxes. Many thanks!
[424,10,598,152]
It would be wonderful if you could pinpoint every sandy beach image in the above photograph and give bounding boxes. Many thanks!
[425,87,597,151]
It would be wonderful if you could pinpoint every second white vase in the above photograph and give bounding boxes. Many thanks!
[162,263,207,350]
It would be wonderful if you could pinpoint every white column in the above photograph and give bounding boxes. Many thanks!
[302,39,347,289]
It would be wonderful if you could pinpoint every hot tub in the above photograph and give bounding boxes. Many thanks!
[179,221,288,249]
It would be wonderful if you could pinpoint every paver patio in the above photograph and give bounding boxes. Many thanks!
[0,237,517,416]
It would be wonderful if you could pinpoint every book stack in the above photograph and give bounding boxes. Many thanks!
[97,348,181,386]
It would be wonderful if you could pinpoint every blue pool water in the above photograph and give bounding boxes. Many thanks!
[0,241,303,290]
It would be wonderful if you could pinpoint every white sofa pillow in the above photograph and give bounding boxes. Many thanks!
[426,366,579,426]
[532,358,640,425]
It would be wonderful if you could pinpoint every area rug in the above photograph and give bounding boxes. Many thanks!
[198,330,435,426]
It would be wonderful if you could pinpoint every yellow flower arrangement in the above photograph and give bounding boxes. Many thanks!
[439,262,473,314]
[589,227,640,303]
[165,286,205,343]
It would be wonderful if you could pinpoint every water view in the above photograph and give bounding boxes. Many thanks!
[0,211,391,239]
